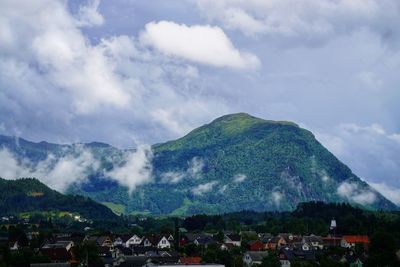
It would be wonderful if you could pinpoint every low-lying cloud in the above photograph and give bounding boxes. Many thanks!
[233,173,247,183]
[106,145,153,194]
[160,157,204,183]
[0,147,98,192]
[337,181,377,205]
[370,182,400,206]
[192,181,218,196]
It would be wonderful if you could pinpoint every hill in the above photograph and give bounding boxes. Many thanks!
[0,113,397,215]
[0,178,118,221]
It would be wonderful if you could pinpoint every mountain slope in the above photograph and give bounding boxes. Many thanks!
[0,178,118,220]
[0,113,396,215]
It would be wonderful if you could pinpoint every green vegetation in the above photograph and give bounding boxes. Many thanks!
[0,178,118,221]
[101,202,126,215]
[1,113,397,215]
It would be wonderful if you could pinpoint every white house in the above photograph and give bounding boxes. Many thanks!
[157,236,171,249]
[126,234,143,247]
[224,234,241,247]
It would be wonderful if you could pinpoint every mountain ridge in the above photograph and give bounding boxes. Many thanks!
[0,113,397,215]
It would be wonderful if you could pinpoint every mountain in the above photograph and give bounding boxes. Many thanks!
[0,178,118,220]
[0,113,396,215]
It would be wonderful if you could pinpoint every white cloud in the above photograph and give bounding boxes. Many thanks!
[218,184,228,194]
[0,147,99,192]
[370,182,400,206]
[0,0,231,146]
[160,171,185,184]
[337,181,377,205]
[271,191,283,206]
[196,0,400,44]
[0,0,131,115]
[106,145,153,193]
[140,20,260,69]
[233,173,246,183]
[187,157,205,179]
[76,0,104,27]
[315,123,400,192]
[192,181,218,196]
[160,157,205,184]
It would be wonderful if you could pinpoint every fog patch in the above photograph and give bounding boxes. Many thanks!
[160,156,204,183]
[337,181,377,205]
[106,145,153,194]
[370,182,400,206]
[271,190,284,207]
[218,184,228,194]
[233,173,246,183]
[0,147,99,192]
[310,156,330,183]
[160,171,185,184]
[188,157,204,179]
[191,181,218,196]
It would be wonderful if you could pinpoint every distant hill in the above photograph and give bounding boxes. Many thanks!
[0,178,118,220]
[0,113,397,215]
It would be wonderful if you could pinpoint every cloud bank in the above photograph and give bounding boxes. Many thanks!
[0,147,98,192]
[106,145,153,193]
[337,181,377,205]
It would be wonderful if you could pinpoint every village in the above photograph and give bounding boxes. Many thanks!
[0,215,372,267]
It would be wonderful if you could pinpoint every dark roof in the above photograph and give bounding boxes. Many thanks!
[119,256,148,267]
[245,251,268,261]
[303,235,322,243]
[180,256,202,264]
[226,234,241,242]
[40,248,72,262]
[196,235,215,245]
[115,234,134,243]
[248,240,263,246]
[184,233,213,242]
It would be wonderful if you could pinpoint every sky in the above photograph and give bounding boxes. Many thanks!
[0,0,399,204]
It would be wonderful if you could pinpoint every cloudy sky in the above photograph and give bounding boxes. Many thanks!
[1,0,399,203]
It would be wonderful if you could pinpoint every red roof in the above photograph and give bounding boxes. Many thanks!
[343,235,369,244]
[180,256,202,264]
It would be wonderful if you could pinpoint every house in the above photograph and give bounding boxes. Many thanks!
[114,235,130,247]
[248,240,264,251]
[220,243,235,250]
[194,235,215,247]
[280,234,301,245]
[302,235,323,250]
[157,236,171,249]
[279,247,294,267]
[167,235,174,242]
[224,233,241,247]
[40,241,74,263]
[181,233,214,247]
[141,235,171,249]
[114,234,143,248]
[278,247,316,266]
[341,236,369,249]
[180,256,202,264]
[265,236,286,250]
[145,250,180,264]
[243,251,269,266]
[84,235,113,247]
